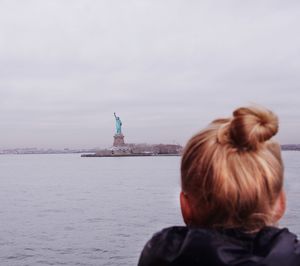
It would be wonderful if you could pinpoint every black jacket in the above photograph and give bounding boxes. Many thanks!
[138,226,300,266]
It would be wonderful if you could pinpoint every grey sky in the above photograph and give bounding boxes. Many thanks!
[1,1,300,149]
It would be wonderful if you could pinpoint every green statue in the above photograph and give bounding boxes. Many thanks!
[114,112,122,134]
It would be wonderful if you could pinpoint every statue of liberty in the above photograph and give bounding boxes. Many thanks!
[114,112,122,135]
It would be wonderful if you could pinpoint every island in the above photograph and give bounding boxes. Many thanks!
[81,112,183,157]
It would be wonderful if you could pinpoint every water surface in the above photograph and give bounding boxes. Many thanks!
[0,152,299,265]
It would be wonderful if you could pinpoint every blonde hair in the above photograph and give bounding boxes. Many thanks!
[181,106,284,231]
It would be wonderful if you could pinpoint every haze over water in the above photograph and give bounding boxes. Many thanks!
[0,152,299,265]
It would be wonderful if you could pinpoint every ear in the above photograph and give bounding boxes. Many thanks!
[180,191,193,226]
[273,190,286,223]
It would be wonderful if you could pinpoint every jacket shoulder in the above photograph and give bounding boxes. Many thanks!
[138,226,188,266]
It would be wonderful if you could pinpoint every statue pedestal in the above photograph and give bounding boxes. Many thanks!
[113,134,125,147]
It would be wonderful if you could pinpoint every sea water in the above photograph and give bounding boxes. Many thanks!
[0,151,299,265]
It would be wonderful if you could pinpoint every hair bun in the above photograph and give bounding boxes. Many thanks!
[229,106,278,150]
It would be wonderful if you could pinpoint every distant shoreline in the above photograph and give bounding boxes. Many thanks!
[0,145,300,155]
[0,149,97,155]
[81,153,180,158]
[281,145,300,151]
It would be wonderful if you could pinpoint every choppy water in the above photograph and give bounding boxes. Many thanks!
[0,152,299,265]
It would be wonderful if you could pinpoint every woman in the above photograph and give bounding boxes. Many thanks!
[138,106,300,266]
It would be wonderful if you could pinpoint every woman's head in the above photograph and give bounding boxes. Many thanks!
[180,106,285,231]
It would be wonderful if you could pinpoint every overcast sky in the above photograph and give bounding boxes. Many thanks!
[0,1,300,149]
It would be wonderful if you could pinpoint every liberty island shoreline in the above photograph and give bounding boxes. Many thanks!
[82,153,181,158]
[82,112,183,157]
